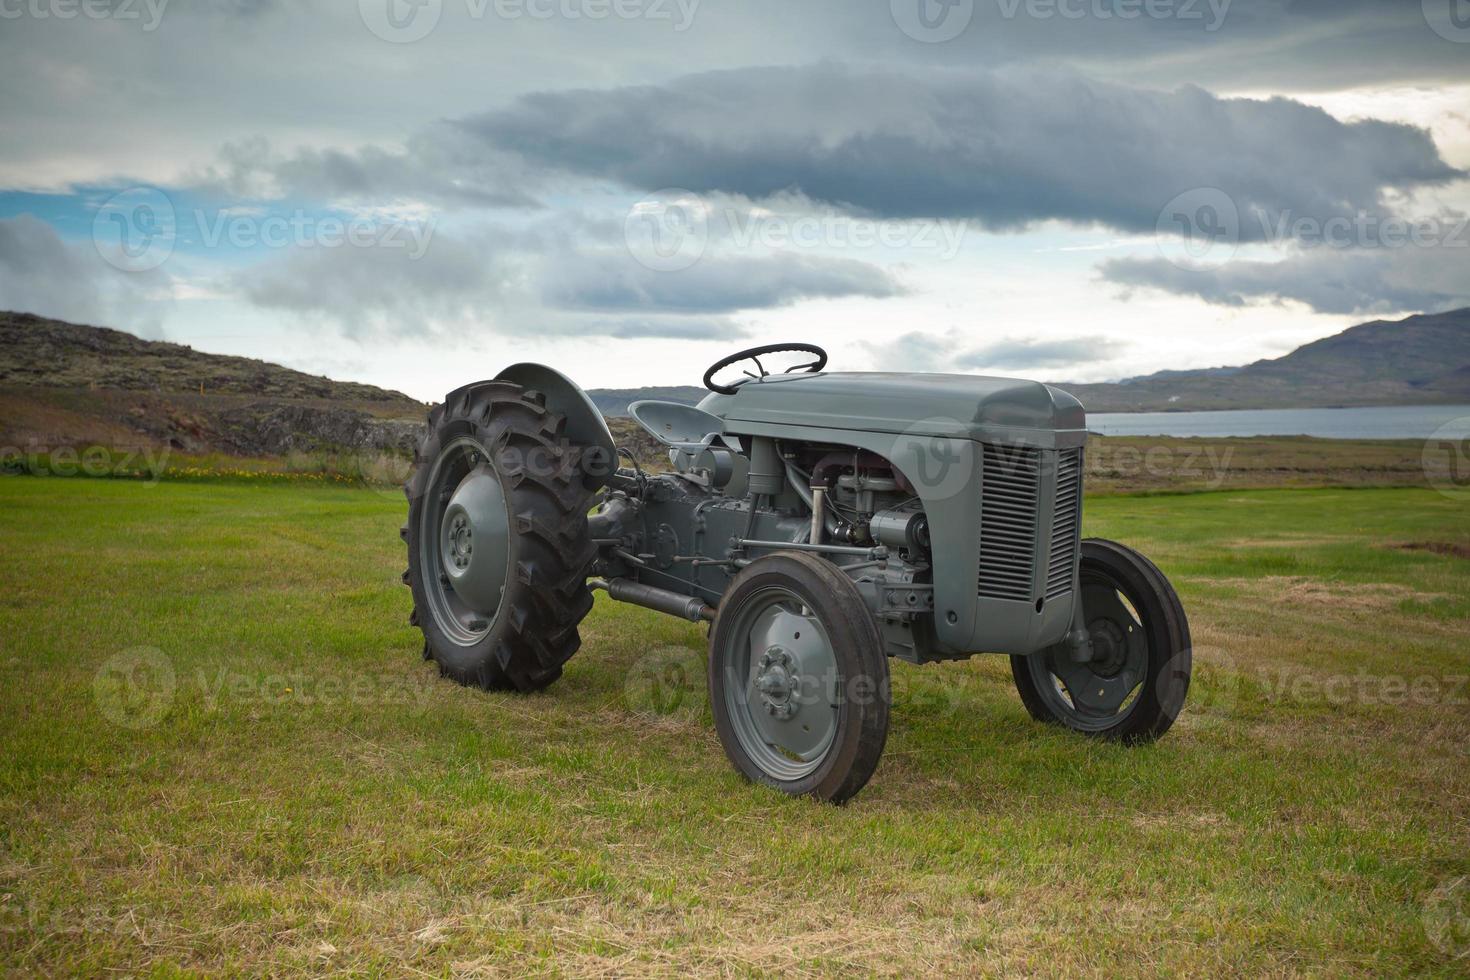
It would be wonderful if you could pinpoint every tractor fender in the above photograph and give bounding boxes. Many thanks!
[494,362,617,488]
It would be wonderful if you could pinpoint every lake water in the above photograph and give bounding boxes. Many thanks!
[1087,404,1470,440]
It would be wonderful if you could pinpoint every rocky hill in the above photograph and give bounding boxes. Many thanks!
[0,312,426,456]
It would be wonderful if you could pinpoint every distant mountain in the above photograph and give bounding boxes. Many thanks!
[6,307,1468,457]
[591,308,1470,415]
[0,312,425,456]
[586,385,706,417]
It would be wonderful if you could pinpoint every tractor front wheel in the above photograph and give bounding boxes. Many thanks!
[708,552,890,804]
[1011,538,1190,742]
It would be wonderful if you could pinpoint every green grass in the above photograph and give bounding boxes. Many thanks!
[1,478,1467,975]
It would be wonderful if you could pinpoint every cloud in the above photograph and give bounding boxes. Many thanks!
[862,328,1125,375]
[235,222,899,338]
[0,215,167,337]
[1099,245,1470,316]
[463,64,1462,232]
[192,131,537,209]
[565,316,747,340]
[958,336,1126,371]
[545,250,904,313]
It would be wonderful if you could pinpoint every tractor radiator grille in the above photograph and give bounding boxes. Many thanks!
[1045,448,1083,599]
[977,443,1041,601]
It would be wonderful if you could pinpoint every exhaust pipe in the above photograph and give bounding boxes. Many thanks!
[590,578,715,623]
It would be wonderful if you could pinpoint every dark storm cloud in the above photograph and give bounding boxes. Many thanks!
[1100,246,1470,315]
[462,64,1462,232]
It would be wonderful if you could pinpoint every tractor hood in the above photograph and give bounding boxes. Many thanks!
[699,372,1087,446]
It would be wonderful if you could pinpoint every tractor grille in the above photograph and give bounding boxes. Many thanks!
[977,444,1084,603]
[1045,448,1083,599]
[977,443,1041,601]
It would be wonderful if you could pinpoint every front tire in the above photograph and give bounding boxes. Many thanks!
[403,380,597,692]
[708,552,890,804]
[1011,538,1190,742]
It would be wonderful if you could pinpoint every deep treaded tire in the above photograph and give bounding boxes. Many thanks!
[403,379,597,692]
[1011,538,1191,742]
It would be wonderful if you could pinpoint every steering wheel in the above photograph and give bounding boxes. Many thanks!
[703,343,828,395]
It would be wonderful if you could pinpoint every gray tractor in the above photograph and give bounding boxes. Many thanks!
[402,344,1190,803]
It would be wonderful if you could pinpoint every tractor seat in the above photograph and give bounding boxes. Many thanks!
[628,400,746,491]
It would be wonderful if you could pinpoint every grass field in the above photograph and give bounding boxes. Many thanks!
[1,477,1468,975]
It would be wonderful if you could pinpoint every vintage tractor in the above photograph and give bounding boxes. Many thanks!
[402,344,1190,803]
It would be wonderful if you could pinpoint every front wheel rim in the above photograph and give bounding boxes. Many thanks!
[1028,571,1149,731]
[419,436,512,646]
[721,586,841,781]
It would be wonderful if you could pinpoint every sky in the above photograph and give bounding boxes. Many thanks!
[0,0,1467,401]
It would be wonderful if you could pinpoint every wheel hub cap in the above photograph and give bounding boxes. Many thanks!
[724,595,842,780]
[439,467,510,617]
[755,647,799,719]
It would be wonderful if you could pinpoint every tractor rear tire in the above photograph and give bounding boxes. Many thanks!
[403,379,597,693]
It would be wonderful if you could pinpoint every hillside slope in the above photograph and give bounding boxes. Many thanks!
[1062,307,1470,411]
[0,312,426,456]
